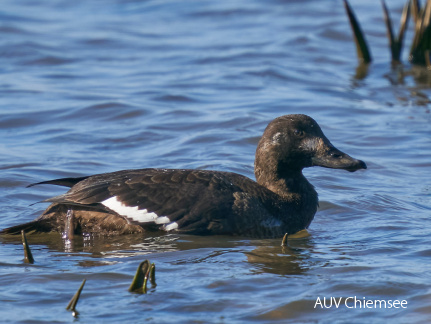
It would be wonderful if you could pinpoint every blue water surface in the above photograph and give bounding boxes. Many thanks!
[0,0,430,323]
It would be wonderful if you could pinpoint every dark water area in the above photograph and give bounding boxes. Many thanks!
[0,0,430,323]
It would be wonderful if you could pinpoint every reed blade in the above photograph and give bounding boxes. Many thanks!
[149,263,156,287]
[410,0,431,65]
[397,0,411,58]
[281,233,288,247]
[128,260,151,293]
[66,279,86,312]
[21,230,34,264]
[425,50,431,67]
[411,0,421,23]
[382,0,411,63]
[410,10,424,62]
[424,0,431,29]
[343,0,372,63]
[424,1,431,54]
[381,0,397,61]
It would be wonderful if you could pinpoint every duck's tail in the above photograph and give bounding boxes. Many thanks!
[1,204,70,235]
[0,219,52,235]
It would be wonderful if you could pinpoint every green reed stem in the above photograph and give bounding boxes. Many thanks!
[21,230,34,264]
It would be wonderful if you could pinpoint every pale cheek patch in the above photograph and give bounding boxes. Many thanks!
[271,132,282,145]
[102,196,178,231]
[300,137,321,151]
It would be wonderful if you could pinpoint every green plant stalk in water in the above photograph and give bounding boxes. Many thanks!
[21,230,34,264]
[381,0,411,63]
[66,279,86,316]
[129,260,156,294]
[410,0,431,65]
[343,0,372,64]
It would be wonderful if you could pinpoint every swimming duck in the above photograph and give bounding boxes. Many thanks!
[1,114,366,238]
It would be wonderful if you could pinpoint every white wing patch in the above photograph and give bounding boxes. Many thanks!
[163,222,178,231]
[102,196,178,231]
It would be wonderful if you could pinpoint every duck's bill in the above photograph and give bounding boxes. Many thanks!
[311,146,367,172]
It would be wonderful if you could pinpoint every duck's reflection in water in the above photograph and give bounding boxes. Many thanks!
[1,229,316,277]
[243,230,314,276]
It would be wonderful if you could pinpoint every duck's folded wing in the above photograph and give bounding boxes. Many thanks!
[41,168,237,232]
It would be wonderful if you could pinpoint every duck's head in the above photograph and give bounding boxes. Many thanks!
[255,114,366,184]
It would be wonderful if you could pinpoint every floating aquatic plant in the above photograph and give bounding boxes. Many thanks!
[21,230,34,264]
[129,260,156,294]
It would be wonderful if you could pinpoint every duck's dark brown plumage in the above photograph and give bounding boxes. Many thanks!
[1,114,366,238]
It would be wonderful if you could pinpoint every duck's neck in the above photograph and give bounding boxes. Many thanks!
[255,165,318,230]
[257,166,314,197]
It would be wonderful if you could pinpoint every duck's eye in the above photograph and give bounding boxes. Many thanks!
[294,129,304,137]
